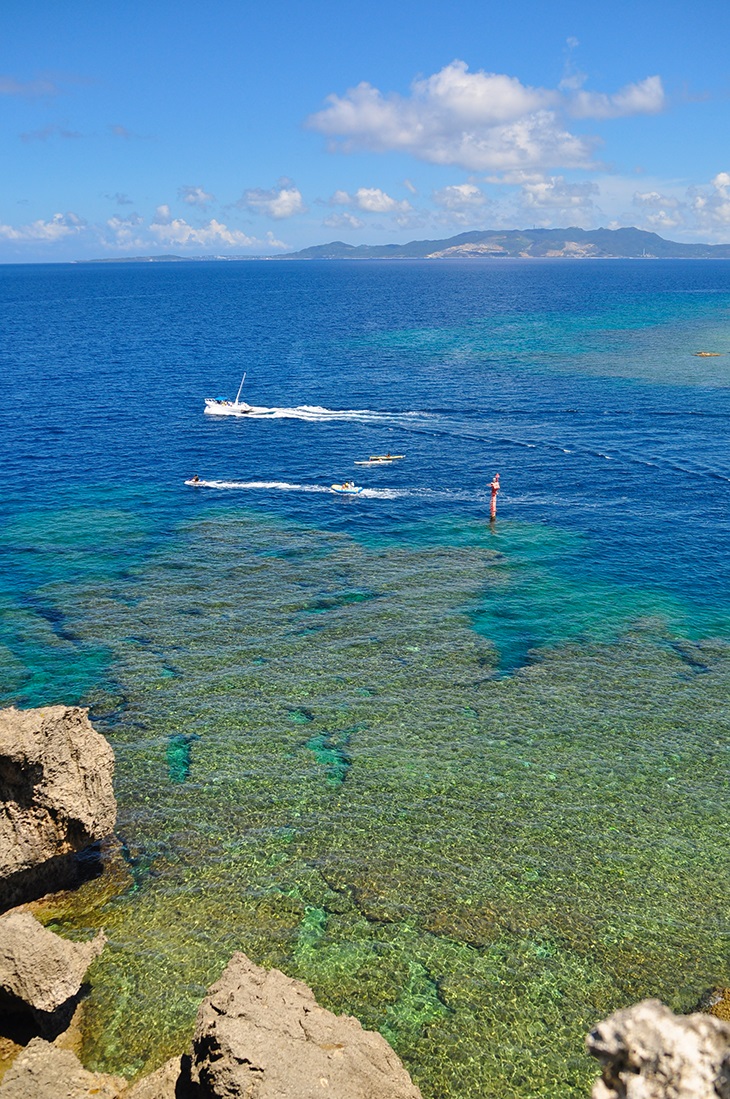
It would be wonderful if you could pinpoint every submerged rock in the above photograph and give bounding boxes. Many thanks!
[0,706,116,909]
[0,910,105,1035]
[0,1037,126,1098]
[190,952,422,1098]
[587,998,730,1099]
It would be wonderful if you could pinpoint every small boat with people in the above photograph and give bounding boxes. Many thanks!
[331,481,363,495]
[355,453,405,466]
[204,374,253,416]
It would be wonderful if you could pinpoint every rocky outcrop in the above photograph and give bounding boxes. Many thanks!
[0,1038,126,1098]
[0,706,116,909]
[189,952,422,1098]
[124,1057,189,1098]
[587,998,730,1099]
[0,910,105,1035]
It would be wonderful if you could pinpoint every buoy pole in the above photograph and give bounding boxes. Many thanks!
[489,473,500,522]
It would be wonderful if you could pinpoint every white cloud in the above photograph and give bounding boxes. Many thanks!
[308,61,580,172]
[308,61,667,173]
[568,75,665,120]
[149,214,258,247]
[631,189,684,230]
[519,173,598,210]
[323,211,365,230]
[432,183,487,210]
[243,186,306,219]
[633,190,680,209]
[690,172,730,228]
[0,211,85,241]
[265,230,288,250]
[403,178,418,194]
[179,185,215,207]
[330,187,412,213]
[103,214,146,249]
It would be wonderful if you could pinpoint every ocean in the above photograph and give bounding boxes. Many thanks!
[1,258,729,1097]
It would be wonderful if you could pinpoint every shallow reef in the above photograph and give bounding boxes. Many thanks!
[5,507,730,1099]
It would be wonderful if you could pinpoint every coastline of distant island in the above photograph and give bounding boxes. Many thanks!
[79,226,730,263]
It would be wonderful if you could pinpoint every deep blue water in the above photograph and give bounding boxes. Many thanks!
[2,259,730,635]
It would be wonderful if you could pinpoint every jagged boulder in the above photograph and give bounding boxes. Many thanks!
[0,910,105,1034]
[0,1037,126,1098]
[190,952,422,1098]
[587,998,730,1099]
[0,706,116,909]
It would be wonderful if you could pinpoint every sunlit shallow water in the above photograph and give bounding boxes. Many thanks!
[1,259,729,1097]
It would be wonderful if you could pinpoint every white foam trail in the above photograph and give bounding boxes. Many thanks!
[185,480,486,502]
[186,479,331,493]
[224,405,434,424]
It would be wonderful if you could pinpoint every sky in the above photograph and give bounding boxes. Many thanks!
[2,0,730,260]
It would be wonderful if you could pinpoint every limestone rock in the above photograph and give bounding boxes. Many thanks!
[587,998,730,1099]
[124,1057,189,1098]
[0,1037,126,1098]
[0,910,105,1025]
[0,706,116,909]
[190,952,422,1098]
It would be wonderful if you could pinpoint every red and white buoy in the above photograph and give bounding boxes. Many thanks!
[489,473,500,521]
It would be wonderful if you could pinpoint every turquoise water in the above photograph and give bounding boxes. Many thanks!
[2,260,729,1096]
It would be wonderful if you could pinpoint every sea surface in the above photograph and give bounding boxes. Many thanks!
[1,258,729,1097]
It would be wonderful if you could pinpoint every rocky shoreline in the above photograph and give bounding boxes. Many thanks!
[1,704,728,1097]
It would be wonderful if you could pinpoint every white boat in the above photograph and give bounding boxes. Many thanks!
[204,374,253,416]
[331,481,363,495]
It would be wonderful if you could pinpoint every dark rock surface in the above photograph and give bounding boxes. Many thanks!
[189,951,422,1098]
[587,998,730,1099]
[0,706,117,910]
[0,910,105,1036]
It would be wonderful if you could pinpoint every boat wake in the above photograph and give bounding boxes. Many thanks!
[213,404,434,425]
[185,479,331,493]
[185,480,486,502]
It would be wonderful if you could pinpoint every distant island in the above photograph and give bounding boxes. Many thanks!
[82,226,730,263]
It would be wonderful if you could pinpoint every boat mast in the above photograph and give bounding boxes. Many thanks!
[235,372,247,405]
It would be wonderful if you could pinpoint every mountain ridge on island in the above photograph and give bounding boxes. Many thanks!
[284,226,730,259]
[79,226,730,262]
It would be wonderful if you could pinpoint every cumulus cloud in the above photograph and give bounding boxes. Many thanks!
[104,213,146,249]
[568,75,665,120]
[330,187,412,213]
[633,189,680,209]
[105,192,134,205]
[179,185,215,208]
[690,172,730,228]
[630,189,684,230]
[0,211,85,241]
[308,60,667,173]
[432,183,487,210]
[518,173,598,210]
[149,213,259,247]
[265,230,288,250]
[323,211,365,230]
[243,185,306,219]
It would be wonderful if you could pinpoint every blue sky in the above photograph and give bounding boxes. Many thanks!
[2,0,730,260]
